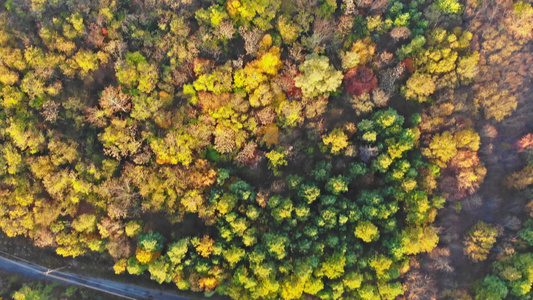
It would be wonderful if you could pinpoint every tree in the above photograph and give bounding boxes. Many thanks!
[325,176,349,195]
[148,256,173,284]
[474,84,517,122]
[433,0,463,14]
[167,238,190,264]
[318,252,346,279]
[474,275,508,300]
[116,52,159,93]
[98,86,131,116]
[402,72,436,102]
[71,214,97,234]
[493,253,533,297]
[298,184,321,204]
[294,53,343,98]
[355,221,379,242]
[454,129,480,151]
[138,232,165,252]
[505,1,533,41]
[424,131,457,167]
[344,67,378,96]
[504,165,533,190]
[400,226,439,255]
[99,118,142,159]
[227,0,281,30]
[311,161,332,182]
[149,129,198,166]
[223,245,246,267]
[263,233,289,260]
[322,128,349,154]
[11,283,54,300]
[464,221,499,262]
[277,15,300,44]
[265,149,288,175]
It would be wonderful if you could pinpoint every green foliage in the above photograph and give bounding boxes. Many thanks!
[127,257,148,275]
[298,183,321,204]
[138,232,165,252]
[433,0,463,15]
[11,283,54,300]
[518,219,533,246]
[148,256,173,284]
[116,52,158,94]
[397,35,426,60]
[474,275,508,300]
[167,238,189,264]
[318,252,346,279]
[325,175,350,195]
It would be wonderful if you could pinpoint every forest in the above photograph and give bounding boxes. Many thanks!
[0,0,532,299]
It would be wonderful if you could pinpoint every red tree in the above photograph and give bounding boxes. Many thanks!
[343,66,378,96]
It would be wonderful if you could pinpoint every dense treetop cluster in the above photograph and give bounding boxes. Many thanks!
[0,0,532,299]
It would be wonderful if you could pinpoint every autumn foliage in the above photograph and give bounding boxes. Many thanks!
[343,66,378,96]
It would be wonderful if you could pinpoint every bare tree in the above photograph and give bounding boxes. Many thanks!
[238,27,263,57]
[99,85,131,115]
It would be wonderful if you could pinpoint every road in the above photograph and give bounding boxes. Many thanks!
[0,255,189,300]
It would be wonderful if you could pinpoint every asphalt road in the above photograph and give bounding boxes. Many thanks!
[0,255,189,300]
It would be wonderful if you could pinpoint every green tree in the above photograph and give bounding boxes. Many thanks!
[325,175,350,195]
[474,275,508,300]
[138,232,165,252]
[11,283,54,300]
[167,238,189,265]
[433,0,463,15]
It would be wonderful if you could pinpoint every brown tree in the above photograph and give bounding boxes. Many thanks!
[344,66,378,96]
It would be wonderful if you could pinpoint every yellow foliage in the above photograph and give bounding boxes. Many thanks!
[426,131,457,167]
[136,247,161,265]
[463,221,499,262]
[322,128,349,154]
[0,65,18,85]
[454,129,480,151]
[181,189,204,213]
[258,34,273,53]
[198,276,219,292]
[196,235,215,258]
[400,226,439,255]
[114,258,127,274]
[259,123,280,147]
[350,38,376,65]
[276,100,303,128]
[256,46,282,76]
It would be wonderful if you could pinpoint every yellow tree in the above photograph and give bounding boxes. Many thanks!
[464,221,499,262]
